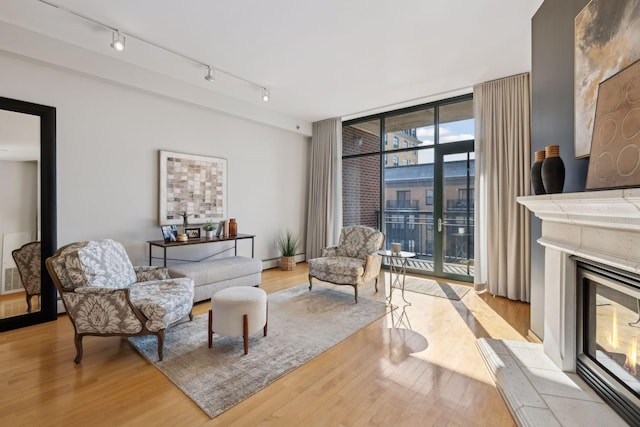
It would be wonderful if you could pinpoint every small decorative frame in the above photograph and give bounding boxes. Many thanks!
[185,227,201,239]
[215,220,225,237]
[160,225,178,243]
[159,150,227,226]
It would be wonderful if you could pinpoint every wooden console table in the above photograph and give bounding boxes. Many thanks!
[148,233,255,266]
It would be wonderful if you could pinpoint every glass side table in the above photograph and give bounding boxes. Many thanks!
[378,250,416,306]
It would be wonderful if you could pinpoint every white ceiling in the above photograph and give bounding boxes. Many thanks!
[0,0,543,130]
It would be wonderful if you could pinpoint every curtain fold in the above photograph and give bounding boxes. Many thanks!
[473,73,531,302]
[306,118,342,260]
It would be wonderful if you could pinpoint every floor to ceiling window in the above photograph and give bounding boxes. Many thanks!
[342,95,474,282]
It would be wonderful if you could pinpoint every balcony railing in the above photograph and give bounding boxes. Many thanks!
[446,199,475,210]
[376,210,474,264]
[386,199,419,210]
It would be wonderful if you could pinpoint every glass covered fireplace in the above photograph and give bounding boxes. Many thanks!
[577,260,640,424]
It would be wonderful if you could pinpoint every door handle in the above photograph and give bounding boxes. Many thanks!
[438,218,442,232]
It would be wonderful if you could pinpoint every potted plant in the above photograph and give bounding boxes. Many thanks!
[203,221,216,239]
[276,230,299,271]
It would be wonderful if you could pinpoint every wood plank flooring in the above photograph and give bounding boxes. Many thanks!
[0,263,529,426]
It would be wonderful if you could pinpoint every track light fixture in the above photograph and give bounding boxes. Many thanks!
[204,66,215,82]
[110,31,125,52]
[38,0,271,103]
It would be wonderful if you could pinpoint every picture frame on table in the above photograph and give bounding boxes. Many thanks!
[215,220,225,237]
[185,227,201,239]
[161,225,178,243]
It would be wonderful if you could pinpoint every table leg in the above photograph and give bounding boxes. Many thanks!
[234,238,238,256]
[163,247,167,267]
[386,257,411,306]
[252,237,255,258]
[149,243,152,266]
[386,257,394,306]
[399,258,411,305]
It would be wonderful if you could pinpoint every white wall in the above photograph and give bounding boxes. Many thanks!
[0,52,310,265]
[0,160,37,236]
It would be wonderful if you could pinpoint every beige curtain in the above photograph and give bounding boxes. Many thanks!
[306,118,342,260]
[473,73,531,302]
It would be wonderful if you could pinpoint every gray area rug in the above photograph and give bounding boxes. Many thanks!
[129,284,388,418]
[403,277,471,300]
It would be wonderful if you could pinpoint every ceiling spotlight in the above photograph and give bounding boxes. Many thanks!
[111,31,125,52]
[205,66,215,82]
[261,88,270,102]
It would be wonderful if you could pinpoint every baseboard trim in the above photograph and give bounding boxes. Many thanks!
[527,329,542,343]
[262,254,306,270]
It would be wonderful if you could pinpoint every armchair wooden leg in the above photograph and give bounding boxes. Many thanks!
[26,294,32,313]
[374,277,379,293]
[264,302,268,337]
[243,314,249,355]
[208,309,213,348]
[73,333,83,364]
[157,330,165,361]
[354,285,358,304]
[308,275,313,291]
[189,309,194,321]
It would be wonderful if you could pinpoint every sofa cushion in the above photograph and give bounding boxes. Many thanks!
[308,256,364,278]
[75,240,137,289]
[168,256,262,287]
[128,277,194,332]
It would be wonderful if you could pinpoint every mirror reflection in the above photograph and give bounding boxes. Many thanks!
[0,109,41,319]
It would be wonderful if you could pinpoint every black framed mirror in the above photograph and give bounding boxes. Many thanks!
[0,96,56,331]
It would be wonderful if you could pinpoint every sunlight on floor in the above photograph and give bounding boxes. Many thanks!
[375,272,529,391]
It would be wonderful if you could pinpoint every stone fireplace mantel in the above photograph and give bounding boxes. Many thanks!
[518,188,640,371]
[519,188,640,275]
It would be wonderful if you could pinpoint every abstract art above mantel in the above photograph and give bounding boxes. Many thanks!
[158,150,227,226]
[574,0,640,159]
[586,59,640,190]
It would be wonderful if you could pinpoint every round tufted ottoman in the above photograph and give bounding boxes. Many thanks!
[208,286,267,354]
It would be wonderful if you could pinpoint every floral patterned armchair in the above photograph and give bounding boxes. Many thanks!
[308,226,385,303]
[12,241,41,313]
[46,239,194,363]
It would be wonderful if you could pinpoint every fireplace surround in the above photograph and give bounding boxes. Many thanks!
[519,189,640,423]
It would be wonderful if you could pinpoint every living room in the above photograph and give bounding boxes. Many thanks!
[1,0,638,425]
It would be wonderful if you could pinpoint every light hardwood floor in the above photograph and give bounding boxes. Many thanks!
[0,263,529,426]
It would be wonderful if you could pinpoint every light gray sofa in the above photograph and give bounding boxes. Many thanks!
[168,256,262,302]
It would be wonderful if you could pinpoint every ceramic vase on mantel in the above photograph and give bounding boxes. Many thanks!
[530,150,546,195]
[541,145,565,194]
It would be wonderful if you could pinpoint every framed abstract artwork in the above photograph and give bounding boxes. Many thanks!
[158,150,227,226]
[586,59,640,190]
[574,0,640,159]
